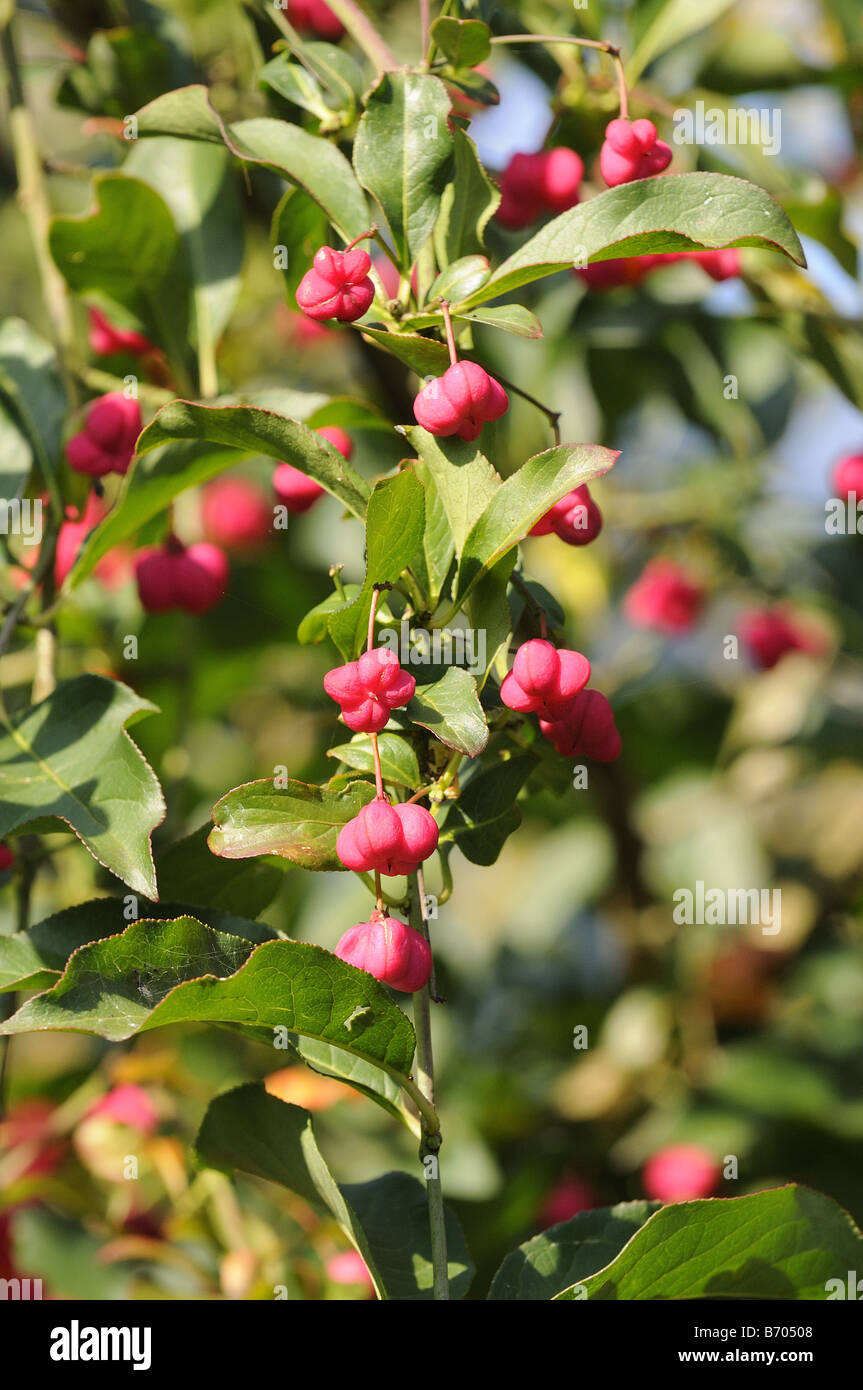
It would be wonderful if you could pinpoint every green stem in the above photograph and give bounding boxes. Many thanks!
[489,32,628,118]
[410,872,448,1300]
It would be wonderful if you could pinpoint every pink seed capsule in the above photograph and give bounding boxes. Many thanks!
[335,916,433,993]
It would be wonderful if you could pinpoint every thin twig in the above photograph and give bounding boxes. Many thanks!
[489,33,628,118]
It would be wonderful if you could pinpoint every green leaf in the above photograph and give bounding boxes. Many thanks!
[0,896,275,994]
[628,0,738,85]
[49,174,189,365]
[297,584,362,644]
[458,173,806,309]
[353,73,454,266]
[327,469,426,661]
[0,319,65,506]
[360,326,450,376]
[155,825,287,917]
[402,426,501,556]
[327,732,421,789]
[555,1186,863,1300]
[260,55,337,125]
[429,255,490,304]
[271,187,330,299]
[454,443,619,607]
[0,923,418,1090]
[409,667,488,757]
[67,440,243,587]
[430,16,491,68]
[291,1037,419,1133]
[434,126,499,265]
[134,85,370,242]
[489,1201,659,1300]
[412,460,455,610]
[458,304,543,338]
[0,676,164,898]
[125,136,244,356]
[209,777,376,870]
[197,1085,472,1298]
[443,754,533,864]
[136,400,371,517]
[68,390,349,586]
[466,547,514,687]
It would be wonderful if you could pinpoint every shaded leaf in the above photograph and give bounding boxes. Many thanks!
[556,1186,863,1299]
[489,1201,659,1300]
[0,676,164,898]
[197,1085,471,1298]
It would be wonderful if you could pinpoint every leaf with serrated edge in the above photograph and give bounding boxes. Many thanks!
[458,173,806,310]
[209,777,375,869]
[0,676,164,898]
[0,922,418,1087]
[0,897,274,993]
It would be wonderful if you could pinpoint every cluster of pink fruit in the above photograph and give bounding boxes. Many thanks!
[323,646,437,994]
[501,639,622,761]
[63,322,355,614]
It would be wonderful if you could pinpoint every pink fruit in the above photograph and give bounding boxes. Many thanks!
[496,148,583,229]
[500,639,591,720]
[316,425,353,460]
[66,393,142,478]
[335,915,433,993]
[539,689,622,762]
[324,647,415,733]
[273,462,326,513]
[326,1250,374,1289]
[336,799,439,876]
[296,246,374,323]
[739,607,827,670]
[624,559,705,634]
[0,844,14,871]
[539,147,584,213]
[287,0,344,40]
[413,361,509,441]
[88,1084,159,1134]
[202,479,272,548]
[690,248,742,281]
[833,452,863,500]
[530,485,602,546]
[135,537,229,615]
[539,1175,598,1226]
[642,1144,720,1203]
[600,117,672,187]
[87,307,154,358]
[496,152,547,229]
